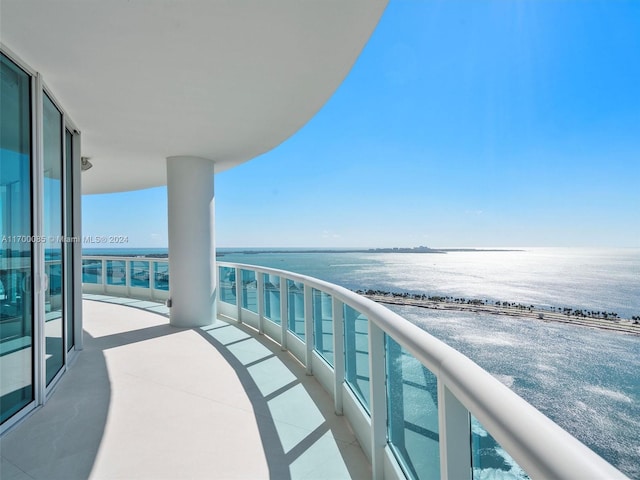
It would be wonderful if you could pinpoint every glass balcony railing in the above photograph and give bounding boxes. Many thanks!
[153,261,169,291]
[81,256,170,302]
[263,273,281,325]
[387,336,440,480]
[106,260,126,286]
[287,279,305,340]
[216,261,627,480]
[81,256,628,480]
[241,269,257,313]
[344,303,370,412]
[312,289,333,366]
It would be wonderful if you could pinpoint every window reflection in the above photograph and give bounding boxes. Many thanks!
[43,93,64,385]
[0,53,34,422]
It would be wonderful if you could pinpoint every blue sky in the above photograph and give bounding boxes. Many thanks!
[83,0,640,249]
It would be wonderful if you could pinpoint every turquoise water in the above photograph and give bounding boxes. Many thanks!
[83,247,168,257]
[85,247,640,477]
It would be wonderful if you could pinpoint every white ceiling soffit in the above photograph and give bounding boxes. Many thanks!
[1,0,388,194]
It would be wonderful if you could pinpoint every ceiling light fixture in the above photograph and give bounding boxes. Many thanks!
[81,156,93,171]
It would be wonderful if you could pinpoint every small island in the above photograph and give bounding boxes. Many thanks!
[358,289,640,336]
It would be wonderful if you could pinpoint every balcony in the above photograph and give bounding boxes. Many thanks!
[1,257,629,479]
[0,297,370,479]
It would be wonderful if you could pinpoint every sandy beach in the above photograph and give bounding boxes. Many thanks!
[363,293,640,336]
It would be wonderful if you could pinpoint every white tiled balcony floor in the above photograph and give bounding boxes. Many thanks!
[0,297,370,480]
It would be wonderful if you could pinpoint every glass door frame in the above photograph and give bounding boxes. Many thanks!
[1,44,83,434]
[0,47,38,434]
[63,123,82,361]
[37,80,82,399]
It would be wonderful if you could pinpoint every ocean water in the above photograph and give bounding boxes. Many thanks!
[218,247,640,319]
[86,247,640,477]
[216,247,640,478]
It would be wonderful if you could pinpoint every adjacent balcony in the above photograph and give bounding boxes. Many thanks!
[1,256,629,479]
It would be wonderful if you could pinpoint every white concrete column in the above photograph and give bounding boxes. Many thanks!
[167,156,216,327]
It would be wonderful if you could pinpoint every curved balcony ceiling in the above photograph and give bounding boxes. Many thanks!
[1,0,387,194]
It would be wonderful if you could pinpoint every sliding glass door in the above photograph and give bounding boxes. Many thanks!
[64,129,74,353]
[1,49,80,428]
[0,53,34,423]
[43,94,64,386]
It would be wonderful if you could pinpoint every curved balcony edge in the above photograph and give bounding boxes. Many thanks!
[81,257,629,480]
[215,261,628,480]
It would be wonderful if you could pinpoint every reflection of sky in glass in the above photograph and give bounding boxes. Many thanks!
[43,177,62,249]
[1,150,31,254]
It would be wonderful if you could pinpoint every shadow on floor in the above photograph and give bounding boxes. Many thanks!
[197,321,370,480]
[0,319,186,480]
[2,297,369,480]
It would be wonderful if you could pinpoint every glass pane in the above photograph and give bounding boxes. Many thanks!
[312,289,333,366]
[344,304,369,410]
[82,259,102,284]
[0,53,34,423]
[106,260,126,285]
[153,261,169,291]
[471,415,530,479]
[43,93,64,385]
[287,279,305,340]
[387,336,440,480]
[241,269,257,313]
[130,261,149,288]
[64,129,74,352]
[219,266,236,305]
[263,273,281,324]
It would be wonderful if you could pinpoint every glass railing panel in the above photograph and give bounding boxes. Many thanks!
[471,415,530,480]
[263,273,281,325]
[153,262,169,290]
[312,289,333,366]
[219,266,237,305]
[106,260,126,286]
[344,304,370,411]
[387,336,440,480]
[287,279,305,340]
[82,259,102,284]
[129,261,149,288]
[241,269,257,313]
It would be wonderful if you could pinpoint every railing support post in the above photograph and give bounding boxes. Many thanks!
[280,278,288,351]
[332,298,345,415]
[235,267,242,324]
[369,322,387,480]
[149,261,155,301]
[124,259,129,297]
[438,382,472,480]
[257,271,264,335]
[304,284,313,375]
[101,258,107,294]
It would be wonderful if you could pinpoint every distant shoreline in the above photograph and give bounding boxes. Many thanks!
[362,292,640,336]
[218,246,524,255]
[81,246,524,257]
[80,249,638,334]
